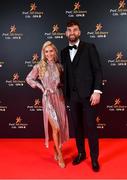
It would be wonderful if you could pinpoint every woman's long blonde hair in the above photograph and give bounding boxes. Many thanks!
[38,41,58,79]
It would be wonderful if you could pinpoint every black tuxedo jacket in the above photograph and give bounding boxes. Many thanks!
[61,41,103,99]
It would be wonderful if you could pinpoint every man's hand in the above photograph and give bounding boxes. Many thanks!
[90,92,101,106]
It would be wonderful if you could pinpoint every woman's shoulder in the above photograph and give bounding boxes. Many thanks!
[32,63,40,70]
[34,60,44,68]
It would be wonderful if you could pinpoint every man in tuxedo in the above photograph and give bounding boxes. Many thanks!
[61,20,103,172]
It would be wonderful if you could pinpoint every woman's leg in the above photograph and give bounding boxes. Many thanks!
[48,116,65,168]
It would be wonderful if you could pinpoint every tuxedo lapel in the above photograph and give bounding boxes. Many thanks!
[72,41,85,66]
[64,47,72,64]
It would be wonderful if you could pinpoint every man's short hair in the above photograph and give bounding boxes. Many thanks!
[66,19,80,29]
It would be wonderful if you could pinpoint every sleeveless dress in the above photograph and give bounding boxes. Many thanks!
[26,61,69,147]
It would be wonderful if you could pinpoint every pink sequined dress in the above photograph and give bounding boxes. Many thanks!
[26,61,69,147]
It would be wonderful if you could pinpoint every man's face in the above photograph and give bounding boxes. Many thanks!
[66,25,81,43]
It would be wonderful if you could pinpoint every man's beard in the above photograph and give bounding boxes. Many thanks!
[68,35,79,43]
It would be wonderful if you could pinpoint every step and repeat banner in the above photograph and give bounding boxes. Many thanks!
[0,0,127,138]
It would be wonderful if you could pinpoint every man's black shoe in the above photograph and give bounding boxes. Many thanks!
[92,160,100,172]
[72,153,86,165]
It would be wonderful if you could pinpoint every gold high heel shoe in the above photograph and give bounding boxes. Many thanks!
[58,155,66,168]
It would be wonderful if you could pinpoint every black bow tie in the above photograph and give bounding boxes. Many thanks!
[68,45,77,50]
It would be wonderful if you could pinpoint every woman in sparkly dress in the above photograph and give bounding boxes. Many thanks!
[26,41,69,168]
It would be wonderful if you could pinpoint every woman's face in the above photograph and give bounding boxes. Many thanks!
[44,45,55,62]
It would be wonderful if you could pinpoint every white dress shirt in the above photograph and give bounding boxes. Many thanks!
[69,40,80,62]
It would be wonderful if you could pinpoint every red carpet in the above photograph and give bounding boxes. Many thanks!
[0,138,127,179]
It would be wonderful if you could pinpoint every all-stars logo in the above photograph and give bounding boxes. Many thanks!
[6,73,25,87]
[30,3,37,12]
[95,23,103,32]
[51,24,62,36]
[27,98,42,112]
[34,99,41,107]
[22,2,44,19]
[2,25,23,40]
[44,24,65,39]
[116,52,123,61]
[25,52,40,68]
[13,73,19,81]
[10,25,16,33]
[118,0,126,9]
[65,1,87,17]
[110,0,127,16]
[32,53,39,63]
[52,24,59,33]
[87,23,109,39]
[108,51,127,66]
[73,2,80,11]
[96,116,106,129]
[16,116,22,125]
[114,98,121,106]
[107,98,127,111]
[9,116,28,129]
